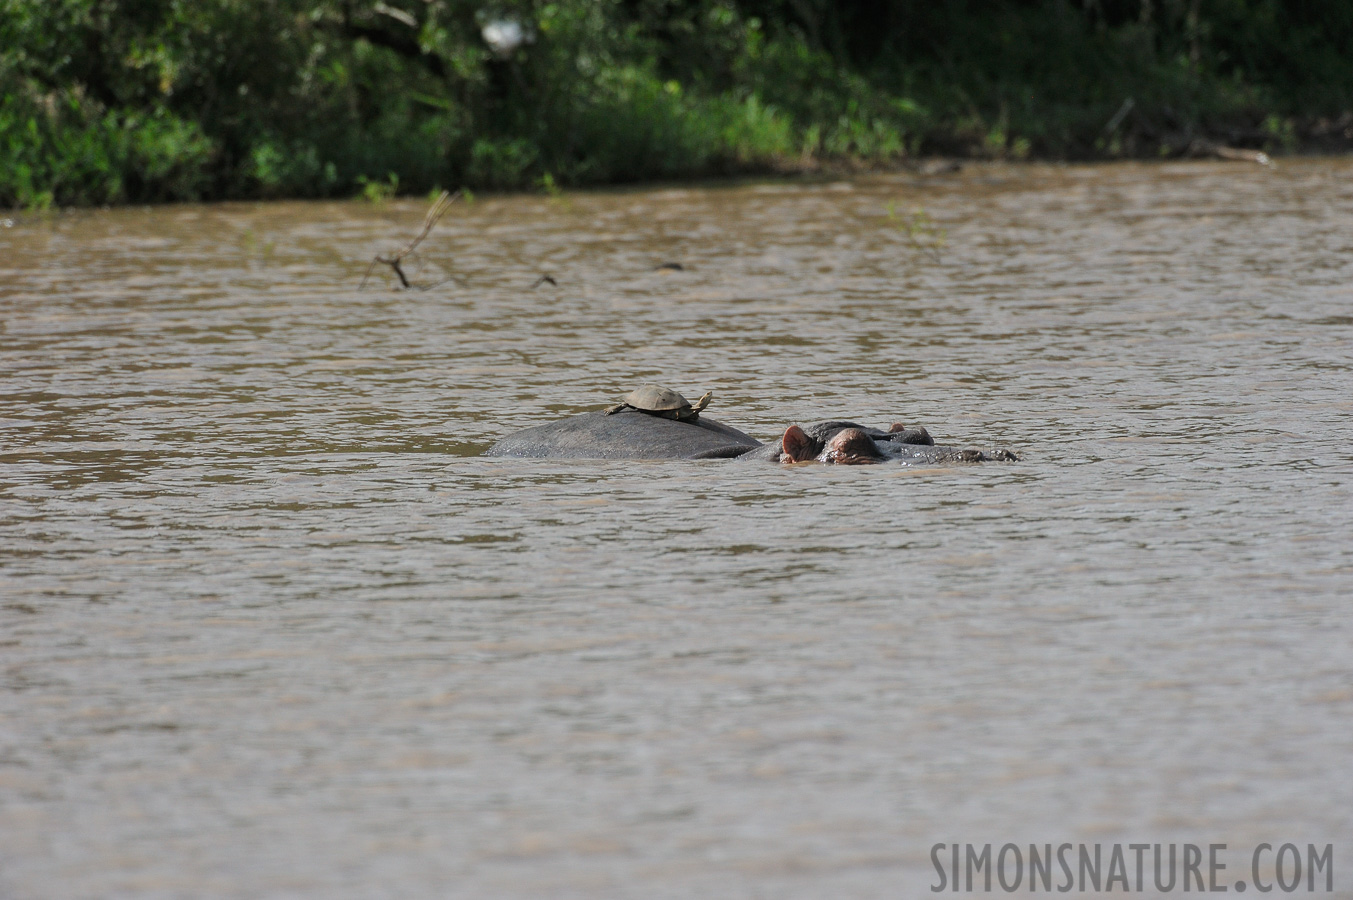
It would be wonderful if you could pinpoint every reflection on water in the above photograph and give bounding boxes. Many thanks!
[2,161,1352,898]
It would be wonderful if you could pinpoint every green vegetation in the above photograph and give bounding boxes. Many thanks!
[886,203,947,259]
[3,0,1351,207]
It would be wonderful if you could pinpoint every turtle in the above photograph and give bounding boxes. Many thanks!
[603,384,713,421]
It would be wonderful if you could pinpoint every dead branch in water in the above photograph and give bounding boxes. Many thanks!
[361,189,461,289]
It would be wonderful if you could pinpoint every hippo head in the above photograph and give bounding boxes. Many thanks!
[780,424,883,465]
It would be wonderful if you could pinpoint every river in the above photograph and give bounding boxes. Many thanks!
[2,160,1351,898]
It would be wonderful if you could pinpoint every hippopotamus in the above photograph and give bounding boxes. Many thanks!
[485,410,1017,465]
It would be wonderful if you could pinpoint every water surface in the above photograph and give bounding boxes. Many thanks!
[2,160,1351,898]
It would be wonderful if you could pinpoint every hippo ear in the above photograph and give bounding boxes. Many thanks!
[781,425,814,463]
[889,423,933,445]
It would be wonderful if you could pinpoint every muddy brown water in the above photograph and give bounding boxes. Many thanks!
[2,161,1351,898]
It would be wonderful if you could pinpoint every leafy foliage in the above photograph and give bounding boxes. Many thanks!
[2,0,1350,206]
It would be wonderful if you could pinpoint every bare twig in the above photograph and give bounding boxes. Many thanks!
[361,189,461,289]
[1104,97,1135,133]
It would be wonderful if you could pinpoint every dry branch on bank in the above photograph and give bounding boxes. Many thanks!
[1189,139,1273,166]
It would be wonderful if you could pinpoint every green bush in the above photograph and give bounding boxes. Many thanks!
[2,0,1351,207]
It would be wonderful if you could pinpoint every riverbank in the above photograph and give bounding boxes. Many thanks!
[4,1,1351,208]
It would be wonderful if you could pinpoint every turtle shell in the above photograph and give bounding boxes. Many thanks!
[622,384,691,412]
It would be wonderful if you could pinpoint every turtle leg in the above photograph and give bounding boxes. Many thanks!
[604,403,627,415]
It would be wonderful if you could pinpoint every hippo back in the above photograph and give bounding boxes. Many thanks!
[484,410,762,460]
